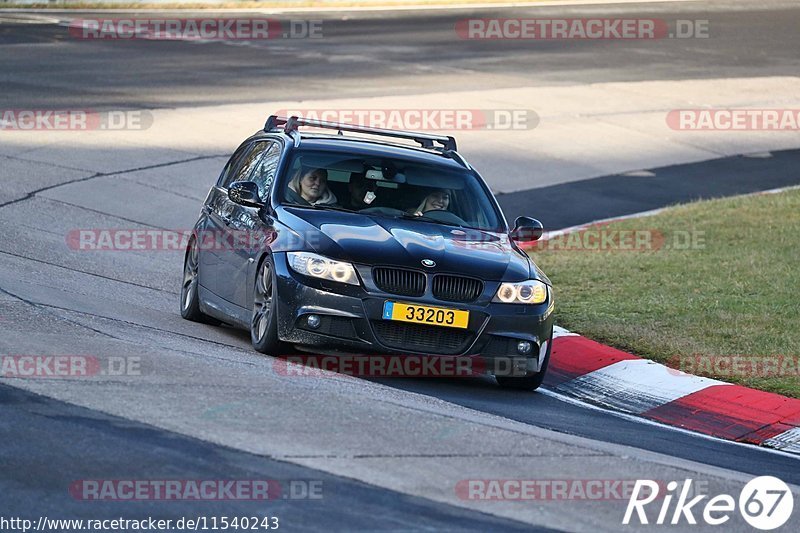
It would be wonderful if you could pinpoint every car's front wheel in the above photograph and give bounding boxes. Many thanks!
[495,329,553,391]
[251,256,283,354]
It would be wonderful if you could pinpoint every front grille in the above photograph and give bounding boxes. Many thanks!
[373,267,425,297]
[371,320,473,355]
[432,275,484,303]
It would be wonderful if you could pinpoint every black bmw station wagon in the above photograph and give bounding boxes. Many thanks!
[181,116,554,389]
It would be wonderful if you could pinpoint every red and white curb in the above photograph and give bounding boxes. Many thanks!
[545,326,800,455]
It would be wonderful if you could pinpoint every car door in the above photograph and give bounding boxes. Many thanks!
[218,139,283,310]
[198,142,252,298]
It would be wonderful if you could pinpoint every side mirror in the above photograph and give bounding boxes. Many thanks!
[228,181,263,208]
[510,216,544,242]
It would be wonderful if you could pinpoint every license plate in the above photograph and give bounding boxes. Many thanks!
[382,301,469,329]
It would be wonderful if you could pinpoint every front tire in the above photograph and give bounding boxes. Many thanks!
[495,328,553,391]
[251,256,283,354]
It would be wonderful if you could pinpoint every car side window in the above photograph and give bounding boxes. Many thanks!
[219,141,270,189]
[248,141,282,200]
[216,143,251,188]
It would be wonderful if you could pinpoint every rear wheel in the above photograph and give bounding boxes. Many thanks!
[251,257,283,354]
[495,328,553,391]
[180,238,218,324]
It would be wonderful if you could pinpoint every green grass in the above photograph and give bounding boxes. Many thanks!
[531,188,800,398]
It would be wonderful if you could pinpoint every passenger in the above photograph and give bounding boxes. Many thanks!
[342,172,378,210]
[410,189,450,216]
[288,168,338,206]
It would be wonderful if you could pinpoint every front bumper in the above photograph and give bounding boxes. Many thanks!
[272,253,554,375]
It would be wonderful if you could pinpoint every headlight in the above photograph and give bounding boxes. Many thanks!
[493,280,548,304]
[287,252,360,286]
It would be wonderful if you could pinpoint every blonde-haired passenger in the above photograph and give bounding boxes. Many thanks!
[287,167,338,206]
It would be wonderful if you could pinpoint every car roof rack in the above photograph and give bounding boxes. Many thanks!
[264,115,457,152]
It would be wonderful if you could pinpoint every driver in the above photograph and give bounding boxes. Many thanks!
[342,172,378,211]
[410,189,450,216]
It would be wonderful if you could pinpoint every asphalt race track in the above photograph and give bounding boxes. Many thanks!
[0,384,539,531]
[1,1,800,531]
[2,1,800,109]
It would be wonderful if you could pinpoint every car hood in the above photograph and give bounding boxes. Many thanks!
[280,207,534,281]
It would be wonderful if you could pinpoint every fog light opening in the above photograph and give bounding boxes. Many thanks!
[307,314,321,330]
[516,340,532,355]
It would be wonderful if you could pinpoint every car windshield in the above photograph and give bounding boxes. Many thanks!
[280,150,503,231]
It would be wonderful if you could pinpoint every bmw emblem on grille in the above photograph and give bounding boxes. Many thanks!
[421,259,436,268]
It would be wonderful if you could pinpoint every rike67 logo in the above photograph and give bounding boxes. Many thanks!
[623,477,794,529]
